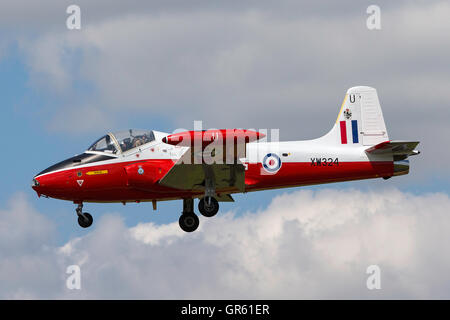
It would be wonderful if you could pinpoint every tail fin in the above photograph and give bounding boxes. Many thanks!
[326,86,389,146]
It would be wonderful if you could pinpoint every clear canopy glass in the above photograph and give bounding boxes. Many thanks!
[88,130,155,154]
[88,135,118,154]
[112,130,155,153]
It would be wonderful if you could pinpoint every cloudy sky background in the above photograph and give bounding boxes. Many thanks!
[0,0,449,298]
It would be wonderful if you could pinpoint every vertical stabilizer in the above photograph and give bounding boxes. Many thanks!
[325,86,389,146]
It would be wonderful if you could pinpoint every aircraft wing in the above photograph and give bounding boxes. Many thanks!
[159,162,246,194]
[365,140,420,157]
[159,129,264,196]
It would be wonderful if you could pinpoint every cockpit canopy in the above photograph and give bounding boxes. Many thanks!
[88,130,155,155]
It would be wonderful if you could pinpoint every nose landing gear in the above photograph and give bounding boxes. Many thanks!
[76,203,93,228]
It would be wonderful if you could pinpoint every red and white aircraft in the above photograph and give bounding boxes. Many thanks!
[32,86,420,232]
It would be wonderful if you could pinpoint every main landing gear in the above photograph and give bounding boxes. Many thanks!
[179,167,221,232]
[76,203,93,228]
[198,196,219,217]
[178,197,220,232]
[179,198,199,232]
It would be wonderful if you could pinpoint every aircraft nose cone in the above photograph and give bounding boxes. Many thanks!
[31,176,43,196]
[31,173,57,198]
[31,177,40,188]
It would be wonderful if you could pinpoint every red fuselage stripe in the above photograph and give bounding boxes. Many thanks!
[32,160,394,202]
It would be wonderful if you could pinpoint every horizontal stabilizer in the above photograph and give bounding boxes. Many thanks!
[365,140,420,156]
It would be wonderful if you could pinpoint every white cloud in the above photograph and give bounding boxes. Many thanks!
[1,188,450,299]
[16,3,450,117]
[0,194,62,299]
[0,193,55,255]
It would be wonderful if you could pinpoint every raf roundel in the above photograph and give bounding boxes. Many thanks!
[262,153,282,173]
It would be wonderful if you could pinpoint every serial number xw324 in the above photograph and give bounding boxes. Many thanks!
[310,158,339,166]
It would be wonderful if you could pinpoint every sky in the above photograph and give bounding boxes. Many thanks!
[0,0,449,299]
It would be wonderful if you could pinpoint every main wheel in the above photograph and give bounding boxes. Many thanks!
[78,212,93,228]
[179,212,199,232]
[198,197,219,217]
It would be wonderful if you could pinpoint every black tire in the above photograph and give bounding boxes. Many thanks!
[179,213,200,232]
[78,212,93,228]
[198,197,219,217]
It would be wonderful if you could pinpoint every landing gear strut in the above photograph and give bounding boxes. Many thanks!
[179,198,199,232]
[76,203,93,228]
[198,165,220,218]
[178,166,222,232]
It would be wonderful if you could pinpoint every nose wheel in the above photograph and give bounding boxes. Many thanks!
[76,203,93,228]
[78,212,93,228]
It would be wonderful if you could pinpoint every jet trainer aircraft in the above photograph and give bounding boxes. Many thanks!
[32,86,420,232]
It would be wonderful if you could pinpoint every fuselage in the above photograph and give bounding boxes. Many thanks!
[32,130,397,204]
